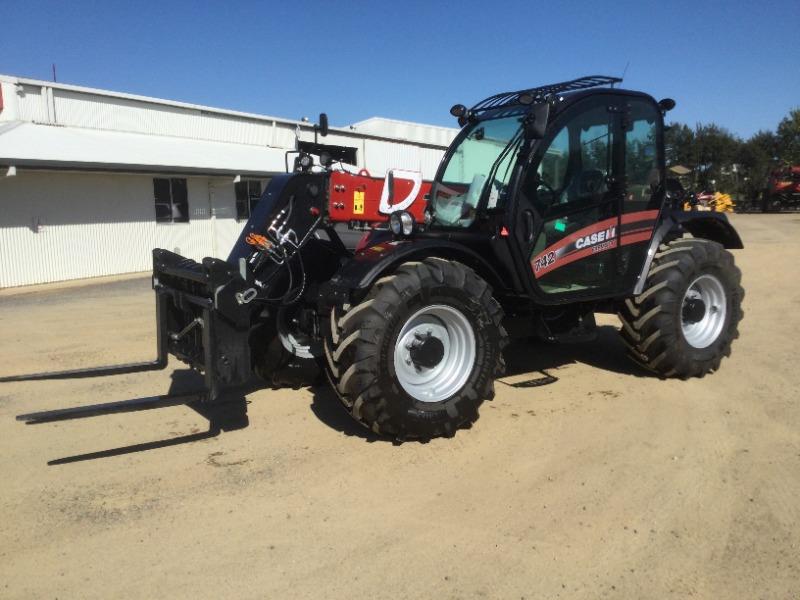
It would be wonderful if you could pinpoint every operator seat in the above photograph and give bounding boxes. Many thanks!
[565,169,606,204]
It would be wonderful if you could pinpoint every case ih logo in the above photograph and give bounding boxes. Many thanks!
[531,210,658,278]
[575,226,617,250]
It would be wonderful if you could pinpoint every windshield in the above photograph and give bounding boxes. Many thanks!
[432,113,524,227]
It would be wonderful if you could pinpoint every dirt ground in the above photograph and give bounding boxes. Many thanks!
[1,213,798,600]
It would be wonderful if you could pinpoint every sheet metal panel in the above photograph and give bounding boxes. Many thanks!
[52,89,276,147]
[16,85,49,123]
[0,173,218,287]
[362,139,444,179]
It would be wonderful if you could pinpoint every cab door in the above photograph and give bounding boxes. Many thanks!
[616,98,665,291]
[511,96,625,300]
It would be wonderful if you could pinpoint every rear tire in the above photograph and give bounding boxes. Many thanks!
[618,238,744,378]
[324,258,507,440]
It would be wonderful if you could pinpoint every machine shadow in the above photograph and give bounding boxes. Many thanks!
[502,325,651,381]
[48,369,251,466]
[309,385,382,443]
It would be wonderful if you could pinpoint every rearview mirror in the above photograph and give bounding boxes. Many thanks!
[658,98,676,112]
[524,103,550,139]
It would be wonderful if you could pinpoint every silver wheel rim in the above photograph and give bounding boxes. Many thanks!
[393,304,476,403]
[681,274,727,349]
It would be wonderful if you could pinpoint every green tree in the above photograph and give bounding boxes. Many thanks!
[665,123,695,171]
[776,108,800,165]
[692,124,740,191]
[737,130,776,200]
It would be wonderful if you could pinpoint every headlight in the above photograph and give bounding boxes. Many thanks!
[389,210,415,236]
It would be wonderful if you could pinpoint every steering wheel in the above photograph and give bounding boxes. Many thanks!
[536,177,558,209]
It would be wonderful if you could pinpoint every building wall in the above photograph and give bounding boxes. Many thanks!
[0,76,458,287]
[0,171,260,287]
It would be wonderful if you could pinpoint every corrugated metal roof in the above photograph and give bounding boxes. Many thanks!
[0,73,458,149]
[0,122,286,175]
[0,74,460,177]
[0,73,328,131]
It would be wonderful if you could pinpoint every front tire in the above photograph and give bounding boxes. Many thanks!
[618,238,744,378]
[324,258,507,440]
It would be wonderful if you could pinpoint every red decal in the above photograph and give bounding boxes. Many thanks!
[621,209,658,224]
[530,209,658,279]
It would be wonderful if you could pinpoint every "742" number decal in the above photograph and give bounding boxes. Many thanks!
[533,251,556,273]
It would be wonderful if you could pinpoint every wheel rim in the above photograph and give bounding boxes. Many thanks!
[277,307,320,359]
[393,305,476,403]
[681,274,727,349]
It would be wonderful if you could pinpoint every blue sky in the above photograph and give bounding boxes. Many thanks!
[2,0,798,138]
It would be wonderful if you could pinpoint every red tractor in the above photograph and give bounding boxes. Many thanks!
[763,165,800,212]
[4,76,745,442]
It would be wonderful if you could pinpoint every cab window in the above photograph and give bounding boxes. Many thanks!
[530,104,614,218]
[432,113,523,227]
[625,100,661,211]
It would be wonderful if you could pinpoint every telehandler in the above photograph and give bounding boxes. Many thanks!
[5,76,744,440]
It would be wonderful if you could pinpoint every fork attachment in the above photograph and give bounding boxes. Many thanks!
[4,249,255,409]
[16,391,204,424]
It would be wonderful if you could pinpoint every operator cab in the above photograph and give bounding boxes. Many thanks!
[430,75,668,303]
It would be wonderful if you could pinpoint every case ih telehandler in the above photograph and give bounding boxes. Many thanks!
[6,76,744,440]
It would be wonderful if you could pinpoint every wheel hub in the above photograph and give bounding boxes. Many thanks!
[682,295,706,324]
[409,333,445,369]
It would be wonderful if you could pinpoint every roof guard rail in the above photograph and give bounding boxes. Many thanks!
[470,75,623,114]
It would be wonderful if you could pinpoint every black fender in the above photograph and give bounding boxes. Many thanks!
[669,211,743,249]
[632,210,743,295]
[325,238,509,304]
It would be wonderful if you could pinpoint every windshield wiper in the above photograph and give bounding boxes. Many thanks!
[481,127,524,205]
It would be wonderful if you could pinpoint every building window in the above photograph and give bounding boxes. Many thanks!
[235,179,264,221]
[153,178,189,223]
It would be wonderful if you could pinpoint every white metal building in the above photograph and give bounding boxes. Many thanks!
[0,74,458,288]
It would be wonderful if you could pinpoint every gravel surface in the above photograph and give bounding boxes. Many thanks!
[0,214,798,599]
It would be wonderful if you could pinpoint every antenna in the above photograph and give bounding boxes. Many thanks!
[620,61,630,83]
[52,63,57,82]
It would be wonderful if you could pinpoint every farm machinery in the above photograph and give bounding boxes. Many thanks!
[763,165,800,212]
[5,76,745,440]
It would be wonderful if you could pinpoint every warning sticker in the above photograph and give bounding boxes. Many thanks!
[353,190,365,215]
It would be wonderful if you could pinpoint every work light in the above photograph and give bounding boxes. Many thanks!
[389,210,415,236]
